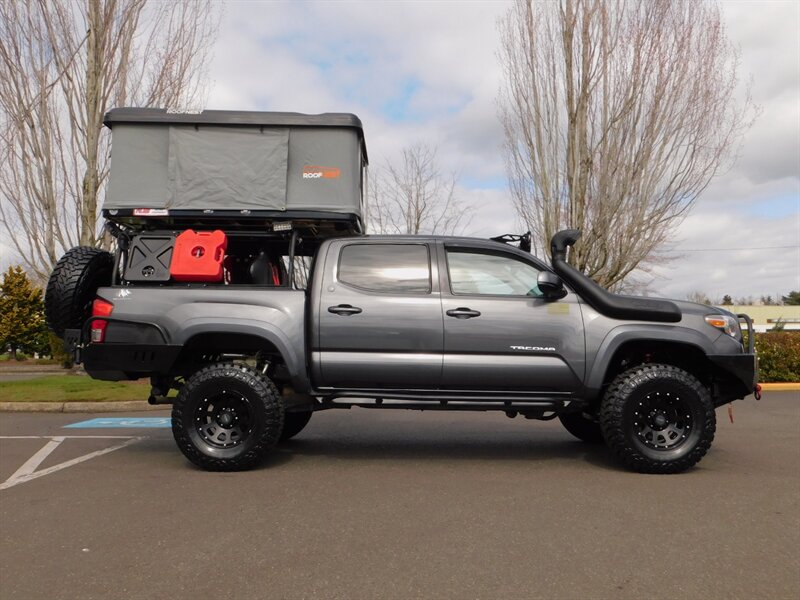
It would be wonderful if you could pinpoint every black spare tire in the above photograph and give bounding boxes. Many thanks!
[45,246,114,338]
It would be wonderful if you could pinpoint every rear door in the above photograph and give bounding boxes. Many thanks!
[439,243,585,393]
[314,240,443,389]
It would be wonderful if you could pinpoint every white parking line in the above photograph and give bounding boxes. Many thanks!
[10,436,65,479]
[0,436,143,491]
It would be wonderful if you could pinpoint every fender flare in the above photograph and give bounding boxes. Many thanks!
[177,319,311,393]
[583,325,716,396]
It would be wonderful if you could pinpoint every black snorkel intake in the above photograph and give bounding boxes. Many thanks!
[549,229,682,323]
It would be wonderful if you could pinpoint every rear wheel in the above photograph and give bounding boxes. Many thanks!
[44,247,114,338]
[171,363,284,471]
[600,364,715,474]
[279,410,313,442]
[558,411,604,443]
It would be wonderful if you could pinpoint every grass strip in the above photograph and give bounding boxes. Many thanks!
[0,375,151,402]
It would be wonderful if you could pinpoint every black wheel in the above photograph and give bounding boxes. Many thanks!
[279,410,313,442]
[558,410,604,443]
[44,247,114,338]
[171,363,284,471]
[600,364,715,474]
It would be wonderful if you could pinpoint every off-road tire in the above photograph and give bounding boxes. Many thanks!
[44,247,114,338]
[280,410,313,442]
[171,363,284,471]
[558,411,604,443]
[600,364,715,474]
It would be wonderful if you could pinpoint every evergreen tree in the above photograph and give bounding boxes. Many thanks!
[0,266,49,359]
[721,295,733,306]
[782,291,800,306]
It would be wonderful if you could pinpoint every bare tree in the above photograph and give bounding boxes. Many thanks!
[367,143,471,236]
[498,0,756,291]
[685,290,713,306]
[0,0,219,282]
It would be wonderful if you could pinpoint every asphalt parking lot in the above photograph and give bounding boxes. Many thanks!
[1,391,798,600]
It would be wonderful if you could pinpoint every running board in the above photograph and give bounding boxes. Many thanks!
[317,397,576,413]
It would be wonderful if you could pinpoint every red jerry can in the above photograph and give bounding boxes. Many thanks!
[170,230,228,282]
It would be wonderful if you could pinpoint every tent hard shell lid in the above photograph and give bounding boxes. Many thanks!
[102,108,368,228]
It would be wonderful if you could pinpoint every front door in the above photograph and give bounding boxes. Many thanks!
[315,240,443,389]
[439,243,585,393]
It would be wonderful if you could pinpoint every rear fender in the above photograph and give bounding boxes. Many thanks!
[178,319,310,392]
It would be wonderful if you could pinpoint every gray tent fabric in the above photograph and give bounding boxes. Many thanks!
[285,128,361,213]
[106,124,170,208]
[104,109,365,218]
[168,127,288,210]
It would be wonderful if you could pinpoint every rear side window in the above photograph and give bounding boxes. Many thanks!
[338,244,431,293]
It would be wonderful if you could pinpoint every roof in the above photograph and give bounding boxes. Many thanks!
[338,235,552,270]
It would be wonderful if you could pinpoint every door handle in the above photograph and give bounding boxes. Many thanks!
[328,304,363,316]
[446,307,481,319]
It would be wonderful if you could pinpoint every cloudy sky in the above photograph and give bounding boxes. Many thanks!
[2,0,795,302]
[204,0,799,302]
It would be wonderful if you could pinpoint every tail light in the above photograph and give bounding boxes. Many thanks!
[90,299,114,343]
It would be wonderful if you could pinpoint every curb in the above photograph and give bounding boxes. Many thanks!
[759,383,800,391]
[0,401,169,413]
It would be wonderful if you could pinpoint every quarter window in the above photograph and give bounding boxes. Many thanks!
[447,249,542,297]
[338,244,431,293]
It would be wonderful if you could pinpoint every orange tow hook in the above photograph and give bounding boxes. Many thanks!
[754,384,762,401]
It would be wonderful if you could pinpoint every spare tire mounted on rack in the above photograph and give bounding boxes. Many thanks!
[45,247,114,338]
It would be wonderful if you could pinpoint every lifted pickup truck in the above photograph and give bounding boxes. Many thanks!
[45,108,758,474]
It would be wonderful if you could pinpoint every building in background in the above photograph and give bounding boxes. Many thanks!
[717,305,800,332]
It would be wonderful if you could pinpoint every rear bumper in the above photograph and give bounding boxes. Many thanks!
[67,318,180,381]
[82,343,183,381]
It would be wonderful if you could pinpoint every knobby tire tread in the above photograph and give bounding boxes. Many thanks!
[172,362,284,471]
[599,363,716,474]
[45,246,114,338]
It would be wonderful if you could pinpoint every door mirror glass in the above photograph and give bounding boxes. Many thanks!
[537,271,566,300]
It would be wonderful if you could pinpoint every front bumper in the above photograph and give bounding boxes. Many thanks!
[708,353,758,400]
[705,312,760,402]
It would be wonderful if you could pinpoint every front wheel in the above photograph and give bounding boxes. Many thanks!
[600,364,715,474]
[171,363,284,471]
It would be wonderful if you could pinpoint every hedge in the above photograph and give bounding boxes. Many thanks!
[755,331,800,383]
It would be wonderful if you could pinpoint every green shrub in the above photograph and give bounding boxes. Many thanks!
[756,332,800,382]
[48,332,73,368]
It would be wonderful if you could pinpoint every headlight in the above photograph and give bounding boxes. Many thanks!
[705,314,740,338]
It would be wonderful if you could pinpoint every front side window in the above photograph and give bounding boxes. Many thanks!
[338,244,431,293]
[447,249,542,297]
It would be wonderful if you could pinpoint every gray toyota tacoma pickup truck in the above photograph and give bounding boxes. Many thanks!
[45,108,758,474]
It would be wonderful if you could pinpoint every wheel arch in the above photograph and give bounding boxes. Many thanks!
[585,327,717,401]
[173,322,310,393]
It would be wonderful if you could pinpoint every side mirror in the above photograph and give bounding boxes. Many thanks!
[537,271,567,300]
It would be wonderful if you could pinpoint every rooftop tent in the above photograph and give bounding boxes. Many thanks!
[103,108,368,221]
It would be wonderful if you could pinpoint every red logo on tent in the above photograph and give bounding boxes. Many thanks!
[302,166,340,179]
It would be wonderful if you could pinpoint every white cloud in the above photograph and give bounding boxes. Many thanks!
[203,0,799,299]
[649,208,800,300]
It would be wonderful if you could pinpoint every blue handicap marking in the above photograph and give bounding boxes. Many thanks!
[65,417,171,429]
